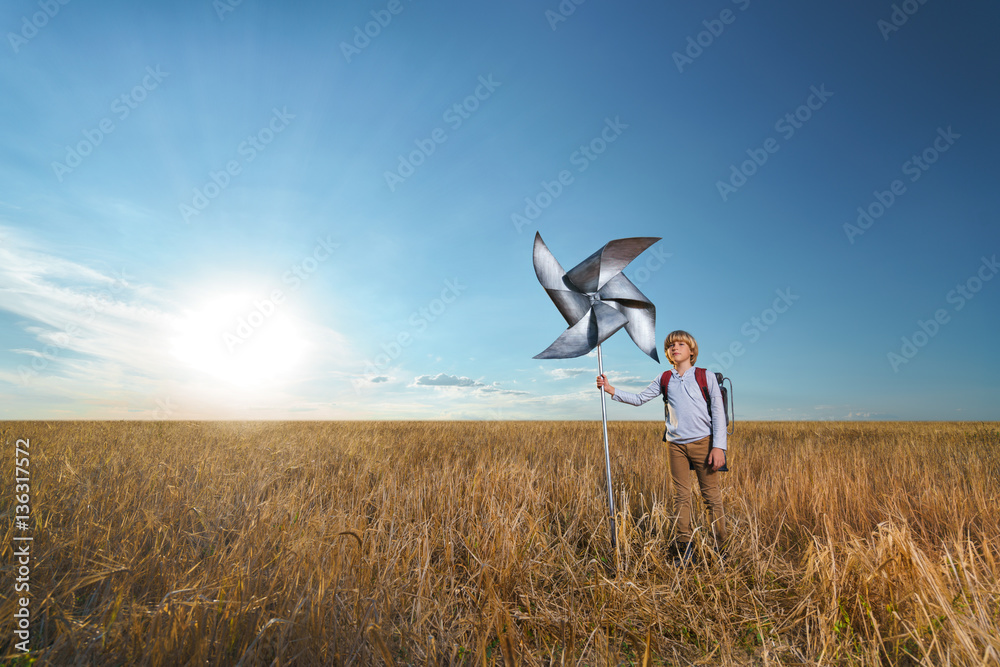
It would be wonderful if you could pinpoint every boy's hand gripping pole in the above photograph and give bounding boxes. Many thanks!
[597,344,617,550]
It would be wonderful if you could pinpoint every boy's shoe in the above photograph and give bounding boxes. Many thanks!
[670,541,694,567]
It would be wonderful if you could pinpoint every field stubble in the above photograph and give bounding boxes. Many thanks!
[1,420,998,665]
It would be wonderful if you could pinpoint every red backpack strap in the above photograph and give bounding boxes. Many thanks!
[659,370,673,399]
[695,367,711,405]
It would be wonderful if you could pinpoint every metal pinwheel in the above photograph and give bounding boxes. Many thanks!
[532,232,662,550]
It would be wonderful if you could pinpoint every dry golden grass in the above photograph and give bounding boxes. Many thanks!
[1,420,998,665]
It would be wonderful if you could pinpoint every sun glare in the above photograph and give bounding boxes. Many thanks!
[170,292,307,389]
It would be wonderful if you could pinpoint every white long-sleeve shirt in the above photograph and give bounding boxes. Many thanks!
[611,367,727,450]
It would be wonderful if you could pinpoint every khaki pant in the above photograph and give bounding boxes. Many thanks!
[668,435,728,545]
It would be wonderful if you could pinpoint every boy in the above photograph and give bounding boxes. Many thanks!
[596,330,728,562]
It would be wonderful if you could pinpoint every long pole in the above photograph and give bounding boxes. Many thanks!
[597,344,617,549]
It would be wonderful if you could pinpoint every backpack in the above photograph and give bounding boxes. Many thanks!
[659,367,734,471]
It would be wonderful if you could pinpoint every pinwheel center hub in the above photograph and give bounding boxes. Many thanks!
[588,293,600,304]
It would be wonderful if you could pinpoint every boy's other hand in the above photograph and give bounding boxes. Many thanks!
[708,448,726,472]
[596,374,614,396]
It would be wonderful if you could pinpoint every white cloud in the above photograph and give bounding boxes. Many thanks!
[413,373,484,387]
[547,367,591,380]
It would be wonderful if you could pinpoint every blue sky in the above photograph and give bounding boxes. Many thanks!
[1,0,997,420]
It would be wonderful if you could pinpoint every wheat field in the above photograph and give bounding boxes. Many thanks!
[1,420,998,666]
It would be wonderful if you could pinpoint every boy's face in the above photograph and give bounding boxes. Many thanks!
[666,340,692,365]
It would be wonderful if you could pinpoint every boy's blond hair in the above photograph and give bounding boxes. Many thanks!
[664,330,699,367]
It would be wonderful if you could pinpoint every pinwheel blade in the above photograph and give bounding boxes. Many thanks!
[545,289,591,327]
[533,303,628,359]
[533,232,567,291]
[565,237,660,293]
[599,273,659,362]
[609,301,659,362]
[596,271,650,304]
[562,247,604,294]
[534,233,592,326]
